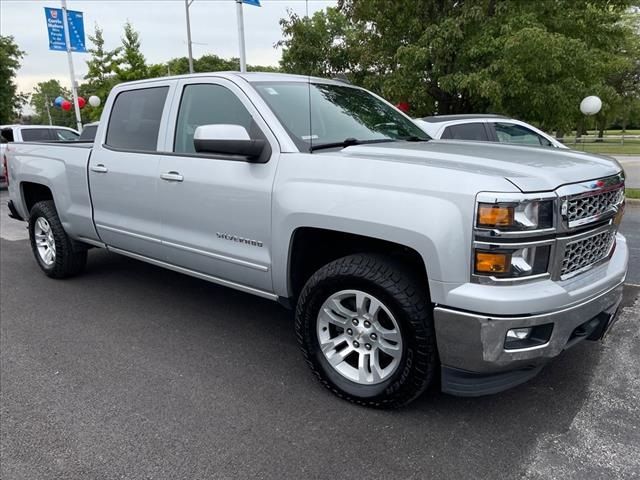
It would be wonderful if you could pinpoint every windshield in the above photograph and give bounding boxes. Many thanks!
[253,82,429,151]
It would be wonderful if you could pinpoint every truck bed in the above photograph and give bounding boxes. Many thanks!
[7,141,97,242]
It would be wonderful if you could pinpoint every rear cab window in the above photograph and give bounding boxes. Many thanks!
[106,86,169,151]
[78,125,98,142]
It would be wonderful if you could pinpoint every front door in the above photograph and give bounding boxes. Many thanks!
[90,83,173,260]
[157,78,279,293]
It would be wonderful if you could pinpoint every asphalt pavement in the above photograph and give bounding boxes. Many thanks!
[614,155,640,188]
[1,190,639,479]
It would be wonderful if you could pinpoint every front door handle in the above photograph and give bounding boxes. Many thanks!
[160,171,184,182]
[91,164,108,173]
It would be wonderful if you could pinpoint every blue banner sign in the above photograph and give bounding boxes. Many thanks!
[45,7,87,52]
[243,0,261,6]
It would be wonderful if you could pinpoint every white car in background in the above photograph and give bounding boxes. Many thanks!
[1,125,80,187]
[414,114,567,149]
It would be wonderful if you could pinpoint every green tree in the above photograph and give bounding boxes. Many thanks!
[84,24,122,121]
[116,22,148,82]
[30,79,75,128]
[279,0,640,132]
[277,8,352,77]
[147,53,277,78]
[0,35,25,123]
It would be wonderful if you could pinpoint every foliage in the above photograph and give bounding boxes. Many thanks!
[116,22,148,82]
[148,54,280,78]
[30,79,76,128]
[84,24,122,121]
[278,0,640,131]
[0,35,25,124]
[277,8,352,77]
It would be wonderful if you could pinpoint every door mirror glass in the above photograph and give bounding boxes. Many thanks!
[194,124,267,162]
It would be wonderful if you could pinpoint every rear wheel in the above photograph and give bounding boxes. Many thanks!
[28,200,87,278]
[295,254,437,408]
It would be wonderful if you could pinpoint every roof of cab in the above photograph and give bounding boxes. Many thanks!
[418,114,508,123]
[116,71,352,87]
[0,124,77,130]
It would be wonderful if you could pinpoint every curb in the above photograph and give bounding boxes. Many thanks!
[626,198,640,204]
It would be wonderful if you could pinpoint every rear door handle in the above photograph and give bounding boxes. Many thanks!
[160,171,184,182]
[91,164,108,173]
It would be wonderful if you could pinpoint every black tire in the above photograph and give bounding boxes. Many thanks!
[295,254,438,408]
[28,200,87,278]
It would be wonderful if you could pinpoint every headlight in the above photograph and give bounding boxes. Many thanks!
[476,200,554,231]
[474,244,551,279]
[473,193,557,282]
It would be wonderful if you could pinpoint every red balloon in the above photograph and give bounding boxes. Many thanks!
[396,101,410,113]
[77,97,86,108]
[61,100,72,111]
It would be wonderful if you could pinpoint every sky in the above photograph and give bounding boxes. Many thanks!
[0,0,337,94]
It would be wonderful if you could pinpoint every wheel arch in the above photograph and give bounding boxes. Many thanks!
[21,181,54,214]
[283,226,431,304]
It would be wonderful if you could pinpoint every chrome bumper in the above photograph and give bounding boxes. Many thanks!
[434,281,624,375]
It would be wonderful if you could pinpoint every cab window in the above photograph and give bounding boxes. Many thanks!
[106,86,169,151]
[494,123,551,146]
[21,128,53,142]
[174,83,257,154]
[441,123,489,141]
[54,129,79,141]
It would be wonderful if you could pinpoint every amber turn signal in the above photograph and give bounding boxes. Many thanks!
[477,204,514,227]
[475,252,511,274]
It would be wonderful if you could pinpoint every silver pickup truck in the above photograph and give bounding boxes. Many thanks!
[6,73,629,407]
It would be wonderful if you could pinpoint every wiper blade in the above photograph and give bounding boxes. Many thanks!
[309,138,395,152]
[402,135,429,142]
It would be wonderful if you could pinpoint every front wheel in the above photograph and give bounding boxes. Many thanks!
[28,200,87,278]
[295,254,437,408]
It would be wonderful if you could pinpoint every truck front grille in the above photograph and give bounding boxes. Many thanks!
[561,229,615,278]
[566,187,624,225]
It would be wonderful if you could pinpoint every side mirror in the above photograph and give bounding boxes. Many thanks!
[193,124,267,162]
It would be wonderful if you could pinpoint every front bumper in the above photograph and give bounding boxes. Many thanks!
[434,280,624,396]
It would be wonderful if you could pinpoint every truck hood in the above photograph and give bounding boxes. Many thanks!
[339,140,622,192]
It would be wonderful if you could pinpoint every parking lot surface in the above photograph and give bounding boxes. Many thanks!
[1,190,639,479]
[614,156,639,188]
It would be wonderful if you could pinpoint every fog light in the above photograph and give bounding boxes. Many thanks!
[504,324,553,350]
[506,328,532,341]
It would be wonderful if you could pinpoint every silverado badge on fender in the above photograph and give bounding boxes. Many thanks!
[216,232,263,247]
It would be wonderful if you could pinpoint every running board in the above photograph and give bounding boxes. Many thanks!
[107,246,278,301]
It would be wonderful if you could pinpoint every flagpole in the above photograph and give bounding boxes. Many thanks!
[235,0,247,72]
[61,0,83,132]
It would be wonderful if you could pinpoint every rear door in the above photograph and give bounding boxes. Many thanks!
[157,77,279,293]
[89,82,175,259]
